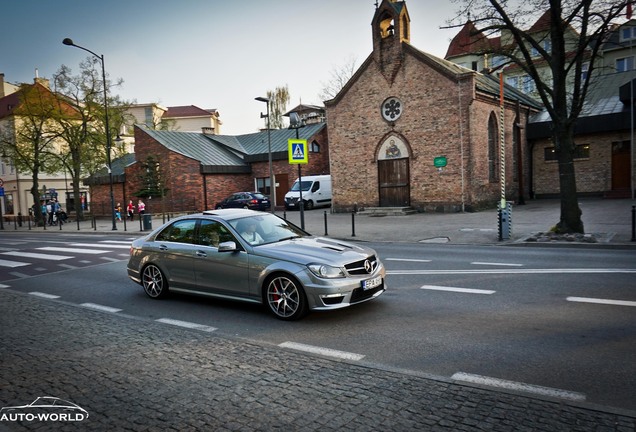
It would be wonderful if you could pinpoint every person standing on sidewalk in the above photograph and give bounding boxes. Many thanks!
[127,200,135,221]
[138,200,146,218]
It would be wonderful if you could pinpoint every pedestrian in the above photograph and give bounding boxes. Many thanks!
[46,200,54,225]
[53,199,63,225]
[40,201,47,225]
[137,200,146,217]
[127,200,135,221]
[115,203,122,221]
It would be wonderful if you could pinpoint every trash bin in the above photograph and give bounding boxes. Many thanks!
[142,214,152,231]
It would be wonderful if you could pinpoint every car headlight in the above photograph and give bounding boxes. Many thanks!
[308,263,345,279]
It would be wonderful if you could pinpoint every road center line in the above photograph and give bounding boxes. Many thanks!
[279,342,365,361]
[29,292,61,299]
[80,303,122,313]
[385,258,432,263]
[471,261,523,267]
[388,268,636,275]
[567,296,636,307]
[421,285,495,294]
[156,318,217,332]
[451,372,586,402]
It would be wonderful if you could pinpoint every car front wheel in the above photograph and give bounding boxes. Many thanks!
[264,274,308,320]
[142,264,168,299]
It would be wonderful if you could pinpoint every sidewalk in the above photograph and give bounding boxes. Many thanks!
[6,198,633,246]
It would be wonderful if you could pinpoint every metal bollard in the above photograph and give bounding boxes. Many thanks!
[351,211,356,237]
[93,216,97,231]
[324,211,328,236]
[632,206,636,241]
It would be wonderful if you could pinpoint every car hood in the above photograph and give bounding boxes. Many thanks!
[255,236,376,266]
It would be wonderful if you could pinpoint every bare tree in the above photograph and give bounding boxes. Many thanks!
[266,85,290,129]
[319,55,358,102]
[450,0,628,233]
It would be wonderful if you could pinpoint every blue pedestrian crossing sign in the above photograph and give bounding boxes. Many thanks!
[288,139,308,164]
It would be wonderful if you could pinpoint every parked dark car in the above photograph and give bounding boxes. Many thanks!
[215,192,271,211]
[127,209,386,320]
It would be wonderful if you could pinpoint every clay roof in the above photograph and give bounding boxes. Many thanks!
[445,21,493,59]
[0,82,79,120]
[164,105,215,118]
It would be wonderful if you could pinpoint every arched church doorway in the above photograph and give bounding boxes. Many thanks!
[377,136,410,207]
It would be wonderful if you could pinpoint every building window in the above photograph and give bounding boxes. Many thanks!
[310,140,320,153]
[488,113,498,183]
[506,75,536,94]
[581,62,589,82]
[255,177,271,196]
[616,56,635,72]
[530,39,551,57]
[621,26,636,42]
[544,144,590,161]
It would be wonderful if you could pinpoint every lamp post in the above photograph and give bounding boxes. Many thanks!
[255,96,275,213]
[63,37,117,231]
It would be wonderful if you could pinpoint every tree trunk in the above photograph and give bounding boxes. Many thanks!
[554,130,584,233]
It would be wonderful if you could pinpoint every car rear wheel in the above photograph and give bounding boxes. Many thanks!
[264,274,308,320]
[304,200,314,210]
[142,264,168,299]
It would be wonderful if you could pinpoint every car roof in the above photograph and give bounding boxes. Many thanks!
[202,208,264,220]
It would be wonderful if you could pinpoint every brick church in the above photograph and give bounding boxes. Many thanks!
[325,0,541,212]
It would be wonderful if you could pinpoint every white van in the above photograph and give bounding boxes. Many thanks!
[284,175,332,210]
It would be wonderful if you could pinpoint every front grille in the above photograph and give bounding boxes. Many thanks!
[345,255,379,275]
[350,284,384,303]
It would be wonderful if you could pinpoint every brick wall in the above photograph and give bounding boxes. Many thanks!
[531,131,623,197]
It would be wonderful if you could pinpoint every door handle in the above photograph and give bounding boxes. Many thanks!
[159,245,168,251]
[196,251,207,258]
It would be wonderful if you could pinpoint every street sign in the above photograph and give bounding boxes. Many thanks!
[288,139,308,164]
[0,187,4,197]
[433,156,447,168]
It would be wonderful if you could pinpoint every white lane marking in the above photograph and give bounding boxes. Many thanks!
[80,303,122,313]
[0,258,31,268]
[471,261,523,267]
[567,297,636,307]
[100,257,122,263]
[99,240,134,244]
[385,258,432,263]
[279,342,365,361]
[388,268,636,275]
[69,243,131,249]
[1,251,72,261]
[452,372,586,402]
[58,264,79,270]
[156,318,217,333]
[38,247,108,255]
[421,285,495,295]
[0,284,9,288]
[30,292,61,299]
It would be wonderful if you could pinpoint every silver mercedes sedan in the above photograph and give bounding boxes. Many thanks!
[127,209,386,320]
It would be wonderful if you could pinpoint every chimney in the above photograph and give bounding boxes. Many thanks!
[33,68,50,89]
[0,73,5,98]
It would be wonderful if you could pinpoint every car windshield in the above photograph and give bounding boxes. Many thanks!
[290,181,312,192]
[229,213,304,245]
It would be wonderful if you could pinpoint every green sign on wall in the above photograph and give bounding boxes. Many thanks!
[433,156,447,168]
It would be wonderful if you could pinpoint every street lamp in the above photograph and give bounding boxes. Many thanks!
[255,96,275,213]
[63,37,117,231]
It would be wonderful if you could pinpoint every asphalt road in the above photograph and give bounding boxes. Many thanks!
[1,233,634,414]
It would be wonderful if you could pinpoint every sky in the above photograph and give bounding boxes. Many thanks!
[1,0,464,135]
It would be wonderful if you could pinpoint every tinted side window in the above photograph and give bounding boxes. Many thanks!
[156,219,197,244]
[197,220,235,247]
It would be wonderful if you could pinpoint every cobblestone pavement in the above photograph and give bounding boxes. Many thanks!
[1,290,634,431]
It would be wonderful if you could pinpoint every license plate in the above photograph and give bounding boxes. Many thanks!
[362,275,382,290]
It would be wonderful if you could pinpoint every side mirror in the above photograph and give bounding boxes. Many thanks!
[218,241,238,252]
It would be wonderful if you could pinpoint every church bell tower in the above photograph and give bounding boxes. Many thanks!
[372,0,411,83]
